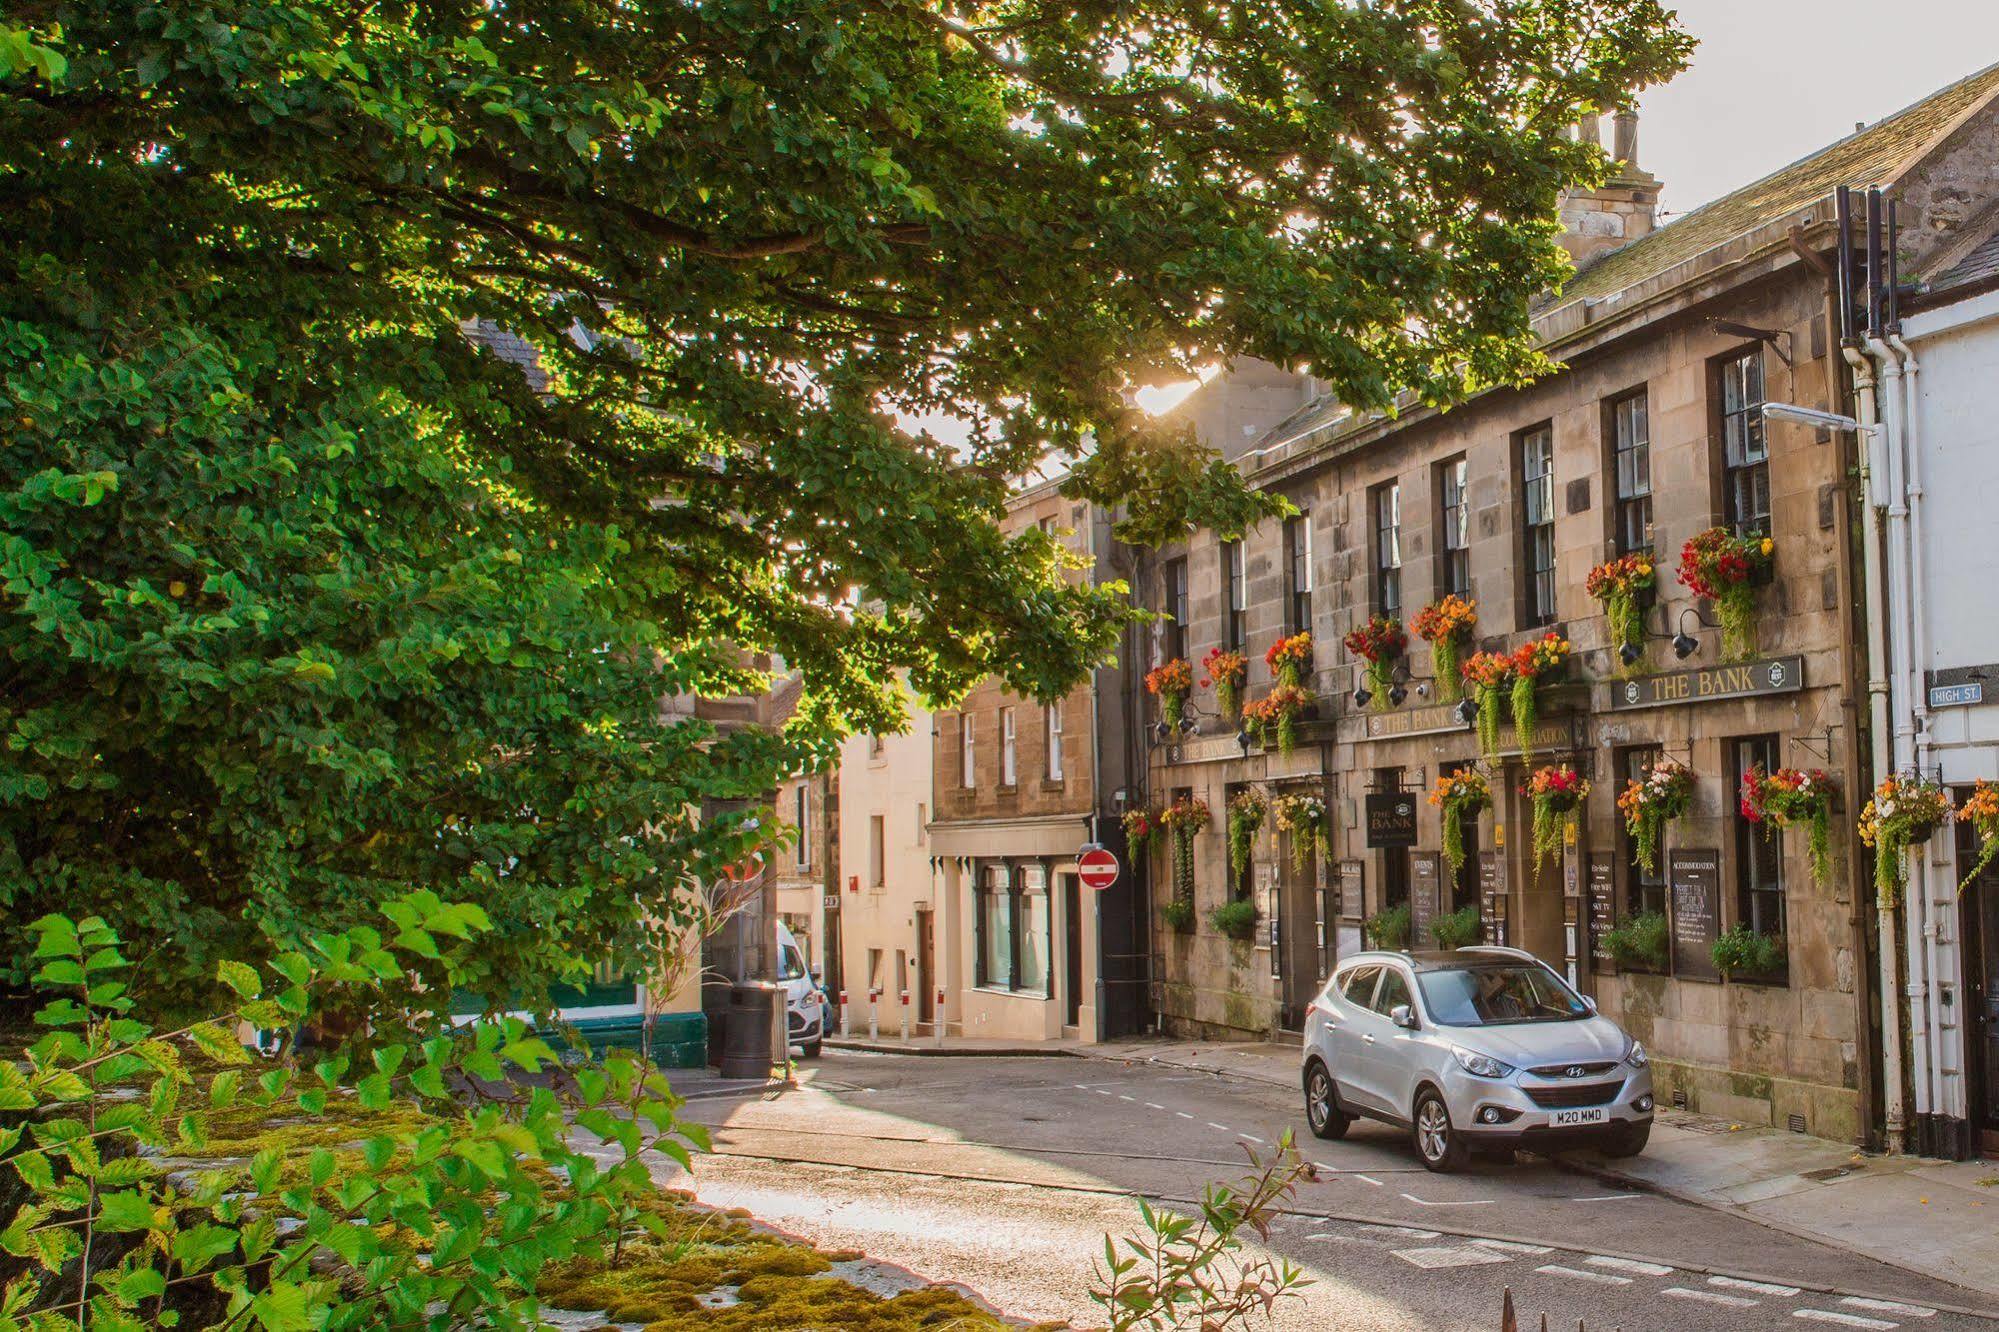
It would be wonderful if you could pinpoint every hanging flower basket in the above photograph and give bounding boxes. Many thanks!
[1524,764,1590,873]
[1428,768,1491,875]
[1586,553,1656,675]
[1858,776,1953,908]
[1956,779,1999,896]
[1461,650,1515,768]
[1742,764,1838,888]
[1508,633,1572,766]
[1678,527,1775,661]
[1122,807,1166,863]
[1242,684,1315,756]
[1202,646,1249,725]
[1227,787,1268,879]
[1617,757,1693,877]
[1265,632,1315,689]
[1412,595,1478,704]
[1145,657,1194,730]
[1160,795,1211,912]
[1272,792,1331,874]
[1342,615,1407,713]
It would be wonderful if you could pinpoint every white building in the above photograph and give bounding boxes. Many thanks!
[836,694,941,1039]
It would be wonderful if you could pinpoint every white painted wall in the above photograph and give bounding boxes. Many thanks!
[835,695,939,1036]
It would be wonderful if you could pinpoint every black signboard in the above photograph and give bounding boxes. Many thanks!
[1337,860,1365,921]
[1608,655,1804,711]
[1587,852,1617,969]
[1479,850,1507,947]
[1366,791,1420,848]
[1669,848,1721,981]
[1411,853,1441,948]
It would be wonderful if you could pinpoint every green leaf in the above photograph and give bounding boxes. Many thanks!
[95,1189,161,1233]
[216,960,261,999]
[251,1281,316,1332]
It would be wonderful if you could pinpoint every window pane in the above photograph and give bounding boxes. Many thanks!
[1018,886,1049,993]
[981,869,1012,987]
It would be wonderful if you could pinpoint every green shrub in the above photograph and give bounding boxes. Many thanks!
[1162,899,1196,931]
[1602,910,1670,969]
[1712,923,1786,979]
[1429,904,1481,950]
[1208,899,1261,942]
[1363,903,1411,950]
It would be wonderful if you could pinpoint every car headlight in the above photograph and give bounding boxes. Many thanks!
[1624,1039,1649,1069]
[1450,1046,1515,1079]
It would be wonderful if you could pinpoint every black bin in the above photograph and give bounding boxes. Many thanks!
[717,980,781,1079]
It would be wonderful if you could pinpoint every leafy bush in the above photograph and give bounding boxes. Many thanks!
[1429,904,1481,950]
[1207,899,1260,942]
[1363,903,1411,950]
[1712,924,1786,980]
[0,900,705,1328]
[1602,910,1670,970]
[1162,899,1196,932]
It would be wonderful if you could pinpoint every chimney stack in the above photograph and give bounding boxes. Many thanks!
[1557,104,1660,268]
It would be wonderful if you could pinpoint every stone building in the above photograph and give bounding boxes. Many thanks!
[927,479,1150,1042]
[1142,70,1999,1145]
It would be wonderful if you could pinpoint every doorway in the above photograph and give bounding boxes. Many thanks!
[1064,875,1083,1029]
[916,908,936,1031]
[1956,815,1999,1152]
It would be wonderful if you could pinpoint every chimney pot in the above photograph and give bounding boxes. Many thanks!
[1613,108,1639,168]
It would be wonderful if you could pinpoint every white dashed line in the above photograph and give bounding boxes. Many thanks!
[1470,1239,1553,1255]
[1712,1276,1801,1297]
[1567,1193,1643,1202]
[1794,1311,1899,1329]
[1663,1286,1758,1309]
[1176,1111,1194,1119]
[1359,1224,1441,1240]
[1392,1245,1511,1269]
[1352,1173,1385,1187]
[1586,1255,1672,1277]
[1400,1192,1495,1206]
[1534,1264,1632,1286]
[1092,1089,1112,1096]
[1241,1133,1265,1144]
[1207,1122,1232,1132]
[1117,1094,1135,1102]
[1144,1102,1165,1110]
[1841,1297,1934,1318]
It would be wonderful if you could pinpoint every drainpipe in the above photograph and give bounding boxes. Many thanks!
[1843,337,1905,1154]
[1890,326,1955,1145]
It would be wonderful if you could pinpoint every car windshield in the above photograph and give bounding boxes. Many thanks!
[778,944,808,982]
[1417,963,1589,1026]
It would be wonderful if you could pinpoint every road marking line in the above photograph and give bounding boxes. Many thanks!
[1841,1297,1934,1318]
[1092,1089,1112,1096]
[1586,1255,1672,1277]
[1794,1311,1898,1329]
[1117,1094,1135,1102]
[1241,1133,1265,1143]
[1400,1192,1495,1206]
[1207,1122,1232,1132]
[1359,1224,1440,1240]
[1145,1102,1165,1110]
[1392,1245,1511,1269]
[1663,1286,1758,1308]
[1711,1276,1801,1296]
[1534,1264,1631,1286]
[1353,1174,1385,1186]
[1567,1193,1642,1202]
[1470,1239,1553,1255]
[1176,1112,1194,1119]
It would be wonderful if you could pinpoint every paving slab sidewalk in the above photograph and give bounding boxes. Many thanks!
[828,1032,1999,1299]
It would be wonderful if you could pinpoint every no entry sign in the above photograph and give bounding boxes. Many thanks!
[1078,846,1120,891]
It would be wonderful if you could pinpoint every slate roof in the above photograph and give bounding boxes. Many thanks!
[1929,227,1999,298]
[1551,60,1999,310]
[462,319,551,392]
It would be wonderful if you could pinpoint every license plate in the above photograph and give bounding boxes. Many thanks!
[1549,1106,1608,1127]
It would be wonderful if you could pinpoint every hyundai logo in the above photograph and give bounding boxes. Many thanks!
[1564,1065,1586,1079]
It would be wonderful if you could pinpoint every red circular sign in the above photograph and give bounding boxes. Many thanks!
[1077,847,1120,890]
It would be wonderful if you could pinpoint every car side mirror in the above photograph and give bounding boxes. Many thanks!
[1582,995,1598,1014]
[1390,1004,1418,1030]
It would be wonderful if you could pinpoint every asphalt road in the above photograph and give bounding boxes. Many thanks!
[659,1050,1999,1331]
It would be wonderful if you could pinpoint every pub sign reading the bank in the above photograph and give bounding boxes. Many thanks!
[1608,655,1803,711]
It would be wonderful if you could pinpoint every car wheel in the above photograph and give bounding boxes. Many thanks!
[801,1039,822,1060]
[1303,1060,1351,1140]
[1412,1089,1468,1173]
[1601,1122,1649,1158]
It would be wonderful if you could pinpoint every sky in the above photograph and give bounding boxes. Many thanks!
[1639,1,1999,220]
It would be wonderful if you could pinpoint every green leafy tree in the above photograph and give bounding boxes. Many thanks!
[0,1,1689,995]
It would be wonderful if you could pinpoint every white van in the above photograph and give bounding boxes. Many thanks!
[777,921,829,1058]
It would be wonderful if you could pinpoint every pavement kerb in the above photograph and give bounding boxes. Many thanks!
[825,1038,1088,1058]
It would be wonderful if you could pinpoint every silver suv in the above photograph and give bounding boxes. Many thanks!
[1300,946,1653,1172]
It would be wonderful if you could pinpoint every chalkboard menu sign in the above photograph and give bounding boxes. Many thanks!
[1338,859,1365,921]
[1411,853,1441,946]
[1587,852,1617,969]
[1365,791,1419,848]
[1669,848,1721,981]
[1479,850,1508,946]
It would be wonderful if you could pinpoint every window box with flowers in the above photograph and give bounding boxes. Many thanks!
[1858,776,1953,908]
[1428,768,1491,875]
[1586,553,1656,674]
[1461,650,1514,767]
[1364,902,1411,950]
[1712,923,1787,983]
[1242,685,1315,756]
[1525,764,1589,873]
[1618,757,1693,878]
[1678,527,1775,661]
[1412,595,1477,704]
[1957,778,1999,893]
[1202,647,1248,726]
[1509,633,1573,766]
[1741,765,1838,888]
[1602,910,1670,971]
[1207,898,1261,942]
[1343,615,1407,713]
[1272,792,1331,873]
[1266,632,1314,689]
[1146,657,1194,730]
